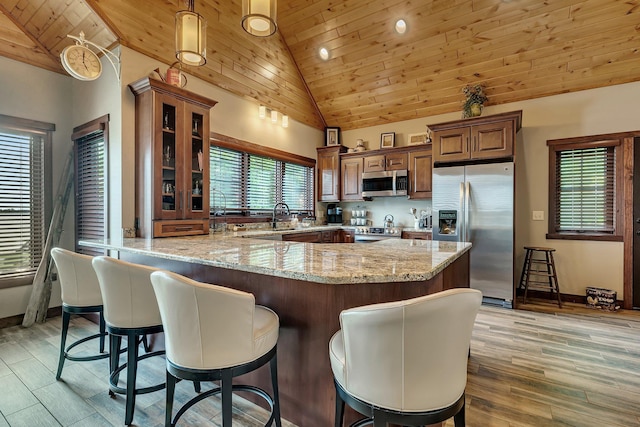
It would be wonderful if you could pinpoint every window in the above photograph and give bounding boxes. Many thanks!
[0,114,53,288]
[73,115,109,256]
[209,135,315,217]
[547,136,623,241]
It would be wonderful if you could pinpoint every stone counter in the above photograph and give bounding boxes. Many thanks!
[81,228,470,285]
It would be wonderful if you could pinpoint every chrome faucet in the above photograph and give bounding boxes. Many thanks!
[272,202,290,229]
[211,189,227,232]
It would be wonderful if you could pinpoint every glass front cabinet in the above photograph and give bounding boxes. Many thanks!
[129,77,217,238]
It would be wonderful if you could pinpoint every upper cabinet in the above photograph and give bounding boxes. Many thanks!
[317,145,347,202]
[408,147,432,199]
[430,111,522,164]
[341,155,364,201]
[129,77,217,238]
[363,152,407,172]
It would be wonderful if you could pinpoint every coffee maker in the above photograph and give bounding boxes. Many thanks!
[327,204,343,224]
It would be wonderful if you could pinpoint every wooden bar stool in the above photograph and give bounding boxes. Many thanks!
[520,246,562,307]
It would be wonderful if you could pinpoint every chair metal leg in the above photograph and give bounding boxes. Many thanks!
[193,381,201,393]
[124,333,139,425]
[269,353,282,427]
[334,387,345,427]
[99,311,106,353]
[56,311,71,380]
[166,370,177,427]
[453,396,465,427]
[221,370,233,427]
[109,334,122,387]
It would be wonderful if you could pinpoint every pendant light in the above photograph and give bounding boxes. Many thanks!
[241,0,277,37]
[176,0,207,66]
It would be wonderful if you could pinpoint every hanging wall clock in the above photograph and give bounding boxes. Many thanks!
[60,43,102,81]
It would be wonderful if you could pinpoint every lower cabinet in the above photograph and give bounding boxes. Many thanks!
[401,231,432,240]
[281,229,354,243]
[282,232,323,243]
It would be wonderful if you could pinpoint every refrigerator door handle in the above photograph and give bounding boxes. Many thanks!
[465,181,471,241]
[459,181,465,242]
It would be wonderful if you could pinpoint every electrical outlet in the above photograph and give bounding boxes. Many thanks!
[532,211,544,221]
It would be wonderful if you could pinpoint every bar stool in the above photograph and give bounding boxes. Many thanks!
[91,256,166,426]
[329,289,482,427]
[150,270,282,427]
[50,248,109,380]
[520,246,562,307]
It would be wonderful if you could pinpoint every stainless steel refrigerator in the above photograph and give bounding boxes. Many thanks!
[432,162,514,307]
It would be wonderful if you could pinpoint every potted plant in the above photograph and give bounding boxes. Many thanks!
[462,84,488,118]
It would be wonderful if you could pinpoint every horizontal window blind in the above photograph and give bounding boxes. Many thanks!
[555,146,615,232]
[0,130,45,281]
[75,130,106,256]
[210,145,314,214]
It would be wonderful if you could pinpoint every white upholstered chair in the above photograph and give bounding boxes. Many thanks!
[50,247,109,380]
[149,270,282,427]
[329,288,482,427]
[91,256,166,426]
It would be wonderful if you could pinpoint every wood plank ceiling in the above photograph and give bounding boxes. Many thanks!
[0,0,639,131]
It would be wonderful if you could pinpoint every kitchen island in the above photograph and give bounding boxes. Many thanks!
[81,229,471,427]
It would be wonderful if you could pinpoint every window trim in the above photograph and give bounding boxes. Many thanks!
[0,114,53,289]
[547,134,624,242]
[210,132,316,223]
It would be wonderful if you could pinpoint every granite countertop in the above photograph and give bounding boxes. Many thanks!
[80,227,470,285]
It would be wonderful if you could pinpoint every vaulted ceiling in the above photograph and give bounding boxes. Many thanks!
[1,0,639,131]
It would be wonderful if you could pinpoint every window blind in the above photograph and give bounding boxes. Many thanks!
[75,130,106,256]
[210,145,314,214]
[555,146,615,232]
[0,130,45,282]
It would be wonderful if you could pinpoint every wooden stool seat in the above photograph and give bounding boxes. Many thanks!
[519,247,562,307]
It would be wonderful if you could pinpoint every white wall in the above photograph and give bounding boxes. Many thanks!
[0,56,73,317]
[343,81,640,298]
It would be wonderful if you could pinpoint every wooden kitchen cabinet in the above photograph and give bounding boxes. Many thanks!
[408,147,432,199]
[341,155,364,201]
[430,110,522,164]
[363,152,407,172]
[129,77,217,238]
[401,231,432,240]
[317,146,347,202]
[282,231,322,243]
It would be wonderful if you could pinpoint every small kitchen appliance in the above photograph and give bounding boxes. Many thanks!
[327,204,343,224]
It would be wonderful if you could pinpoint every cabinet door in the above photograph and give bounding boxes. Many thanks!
[401,231,432,240]
[156,93,185,220]
[282,232,322,243]
[386,152,407,170]
[317,147,341,202]
[184,104,209,219]
[433,127,471,163]
[363,155,385,172]
[470,119,514,160]
[408,149,432,199]
[341,157,363,200]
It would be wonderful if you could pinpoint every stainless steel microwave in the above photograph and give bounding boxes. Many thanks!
[361,170,408,197]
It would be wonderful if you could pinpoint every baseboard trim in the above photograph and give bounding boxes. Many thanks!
[516,289,623,307]
[0,306,63,329]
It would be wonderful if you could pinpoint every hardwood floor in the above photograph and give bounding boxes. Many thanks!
[0,301,639,426]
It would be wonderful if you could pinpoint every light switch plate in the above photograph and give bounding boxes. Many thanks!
[532,211,544,221]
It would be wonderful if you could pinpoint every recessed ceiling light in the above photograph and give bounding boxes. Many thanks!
[395,19,407,34]
[319,47,330,60]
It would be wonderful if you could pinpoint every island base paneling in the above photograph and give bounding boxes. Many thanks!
[122,251,470,427]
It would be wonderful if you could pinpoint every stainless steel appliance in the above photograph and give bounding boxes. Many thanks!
[353,226,402,242]
[361,170,408,197]
[432,162,514,307]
